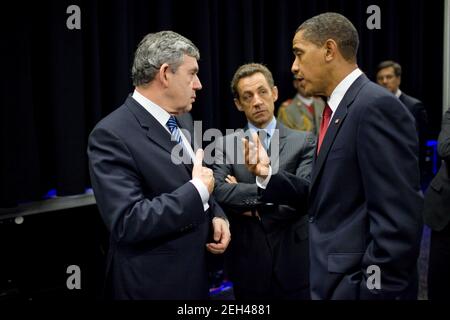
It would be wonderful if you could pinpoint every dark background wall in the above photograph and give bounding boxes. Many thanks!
[0,0,445,207]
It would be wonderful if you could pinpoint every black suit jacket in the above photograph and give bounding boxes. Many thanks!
[399,93,428,170]
[260,74,423,299]
[423,108,450,231]
[212,122,315,294]
[88,96,226,299]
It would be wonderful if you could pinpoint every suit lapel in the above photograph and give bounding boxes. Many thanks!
[125,96,193,174]
[310,74,369,189]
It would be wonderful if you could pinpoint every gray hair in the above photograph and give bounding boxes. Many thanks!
[297,12,359,62]
[230,63,275,99]
[132,31,200,86]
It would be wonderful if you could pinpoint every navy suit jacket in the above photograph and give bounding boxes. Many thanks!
[88,96,226,299]
[399,92,429,173]
[261,74,424,299]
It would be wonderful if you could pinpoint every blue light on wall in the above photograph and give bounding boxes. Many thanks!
[43,189,57,199]
[426,140,438,174]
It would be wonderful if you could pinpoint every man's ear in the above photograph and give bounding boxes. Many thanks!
[234,98,244,111]
[159,63,170,88]
[324,39,338,62]
[272,86,279,102]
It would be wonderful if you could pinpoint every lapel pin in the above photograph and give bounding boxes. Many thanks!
[335,119,340,124]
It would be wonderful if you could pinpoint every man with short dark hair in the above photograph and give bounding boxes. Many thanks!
[376,60,429,181]
[213,63,314,300]
[244,12,423,300]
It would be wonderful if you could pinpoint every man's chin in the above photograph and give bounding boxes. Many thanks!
[172,105,192,115]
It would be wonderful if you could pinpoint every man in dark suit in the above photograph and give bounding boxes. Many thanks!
[87,31,230,300]
[423,107,450,300]
[376,60,429,181]
[243,13,423,300]
[212,63,314,299]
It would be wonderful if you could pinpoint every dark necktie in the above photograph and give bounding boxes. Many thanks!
[257,130,269,151]
[317,104,332,154]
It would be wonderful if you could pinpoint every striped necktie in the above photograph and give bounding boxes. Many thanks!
[166,116,182,144]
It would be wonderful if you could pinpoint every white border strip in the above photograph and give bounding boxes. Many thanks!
[444,0,450,114]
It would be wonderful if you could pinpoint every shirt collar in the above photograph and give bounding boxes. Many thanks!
[327,68,363,114]
[247,116,277,138]
[132,89,171,132]
[395,89,402,98]
[296,93,314,106]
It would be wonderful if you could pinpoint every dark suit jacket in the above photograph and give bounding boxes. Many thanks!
[260,74,423,299]
[212,122,315,294]
[399,93,428,170]
[87,96,226,300]
[423,108,450,231]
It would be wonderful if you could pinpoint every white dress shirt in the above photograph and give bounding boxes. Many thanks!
[132,90,209,211]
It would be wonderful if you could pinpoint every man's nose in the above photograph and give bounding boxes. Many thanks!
[291,58,299,74]
[253,94,263,106]
[193,75,202,90]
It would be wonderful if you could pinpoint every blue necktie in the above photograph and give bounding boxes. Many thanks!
[166,116,182,144]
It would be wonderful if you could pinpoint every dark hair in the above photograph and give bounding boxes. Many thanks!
[296,12,359,62]
[376,60,402,77]
[230,63,275,99]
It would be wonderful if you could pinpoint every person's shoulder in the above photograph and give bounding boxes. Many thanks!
[351,82,409,118]
[359,81,400,104]
[90,97,134,135]
[400,92,422,106]
[278,99,292,115]
[280,98,293,108]
[93,104,128,130]
[282,123,315,142]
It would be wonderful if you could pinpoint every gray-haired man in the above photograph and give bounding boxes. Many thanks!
[88,31,230,299]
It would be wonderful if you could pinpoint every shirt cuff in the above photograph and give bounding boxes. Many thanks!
[190,178,210,211]
[255,165,272,189]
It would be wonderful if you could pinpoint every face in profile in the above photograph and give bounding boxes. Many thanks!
[376,66,401,94]
[291,30,328,97]
[166,55,202,114]
[234,72,278,128]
